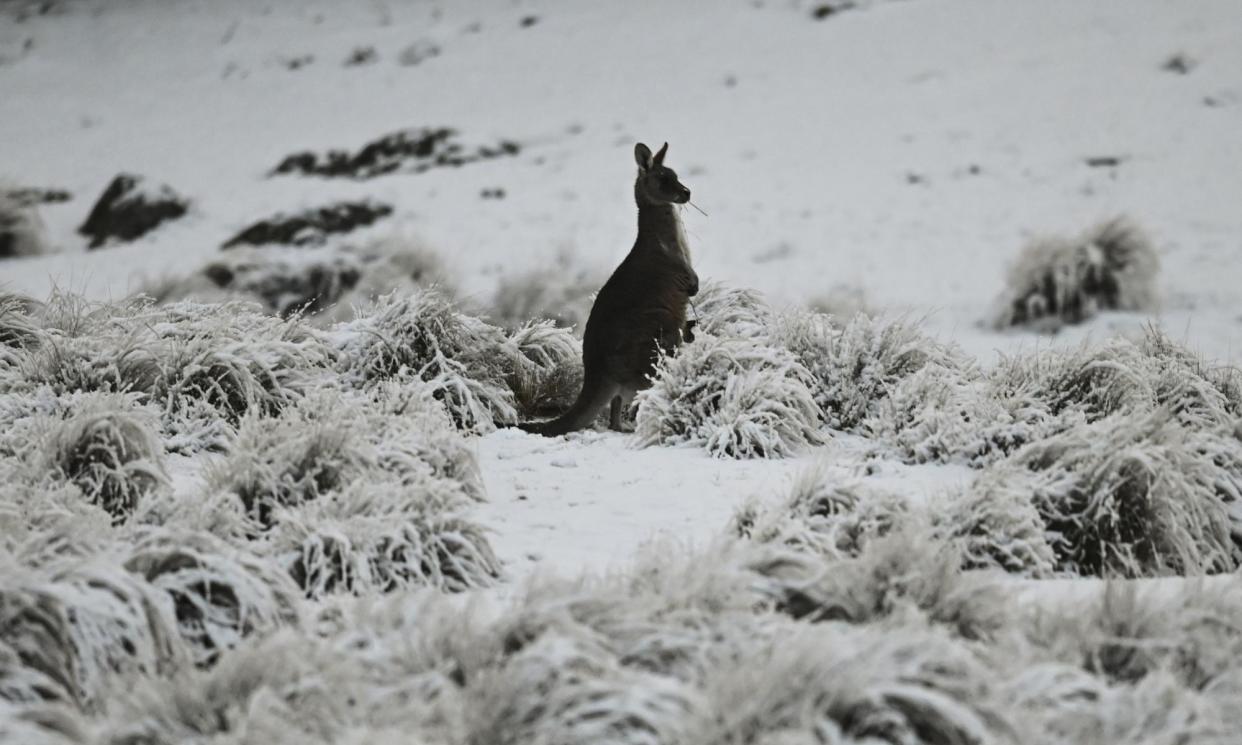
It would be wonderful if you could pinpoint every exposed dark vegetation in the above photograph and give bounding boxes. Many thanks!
[993,216,1160,330]
[78,173,188,248]
[221,200,392,248]
[270,127,520,180]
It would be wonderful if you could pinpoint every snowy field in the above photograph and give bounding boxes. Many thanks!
[3,0,1242,742]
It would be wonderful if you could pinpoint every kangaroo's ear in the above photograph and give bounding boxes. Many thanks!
[653,142,669,166]
[634,143,653,171]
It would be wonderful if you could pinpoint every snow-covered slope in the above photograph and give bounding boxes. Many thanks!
[3,0,1241,358]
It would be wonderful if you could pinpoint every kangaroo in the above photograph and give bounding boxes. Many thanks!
[520,142,699,436]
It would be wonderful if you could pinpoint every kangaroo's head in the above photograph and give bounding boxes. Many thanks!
[634,142,691,206]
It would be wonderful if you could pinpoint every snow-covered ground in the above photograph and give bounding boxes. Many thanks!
[3,1,1242,741]
[4,0,1240,580]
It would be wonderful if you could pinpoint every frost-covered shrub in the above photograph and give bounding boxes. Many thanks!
[1002,410,1242,577]
[35,393,168,521]
[700,621,1010,745]
[205,403,370,530]
[692,281,773,338]
[1021,582,1242,692]
[505,320,583,419]
[123,528,302,668]
[0,557,186,711]
[335,289,518,432]
[0,193,47,259]
[147,301,334,451]
[635,333,824,458]
[0,698,84,745]
[275,478,501,597]
[735,466,911,559]
[359,380,485,502]
[11,298,160,398]
[931,473,1059,577]
[0,292,42,370]
[1042,329,1241,429]
[766,531,1010,640]
[993,216,1160,330]
[776,311,965,431]
[488,250,599,331]
[466,631,703,745]
[867,359,1076,467]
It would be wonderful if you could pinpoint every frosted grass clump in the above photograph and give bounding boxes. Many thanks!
[699,621,1011,745]
[205,399,372,530]
[930,472,1059,577]
[1,294,336,453]
[764,530,1010,641]
[692,281,773,338]
[505,320,583,420]
[866,360,1076,467]
[147,300,335,451]
[993,216,1160,330]
[335,288,518,432]
[0,556,186,711]
[1003,409,1242,577]
[466,631,704,745]
[776,310,967,431]
[361,379,485,502]
[635,333,824,459]
[123,528,302,668]
[734,465,911,559]
[1020,582,1242,691]
[1044,328,1241,429]
[35,393,168,521]
[273,478,501,597]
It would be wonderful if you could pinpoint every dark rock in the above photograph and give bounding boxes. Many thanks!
[78,174,188,249]
[811,2,854,20]
[398,39,441,66]
[344,46,378,66]
[1085,156,1124,168]
[202,262,235,287]
[221,201,393,249]
[2,187,71,206]
[520,15,539,27]
[1161,53,1195,75]
[270,127,521,180]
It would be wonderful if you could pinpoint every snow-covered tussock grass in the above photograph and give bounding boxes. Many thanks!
[740,462,1059,579]
[273,479,501,597]
[999,409,1241,577]
[33,393,168,522]
[1041,328,1241,429]
[635,332,825,458]
[1,294,335,454]
[867,358,1078,467]
[0,554,186,711]
[24,534,1242,745]
[123,528,302,668]
[335,288,519,432]
[692,281,773,338]
[776,310,967,431]
[993,216,1160,330]
[733,465,911,559]
[204,388,498,596]
[505,320,583,420]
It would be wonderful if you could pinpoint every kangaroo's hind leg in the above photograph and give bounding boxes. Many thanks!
[609,387,638,432]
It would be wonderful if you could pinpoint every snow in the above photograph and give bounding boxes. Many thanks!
[2,0,1242,737]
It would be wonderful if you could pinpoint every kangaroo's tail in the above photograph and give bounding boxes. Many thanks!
[519,375,615,437]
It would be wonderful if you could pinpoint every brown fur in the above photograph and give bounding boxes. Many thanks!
[521,142,698,436]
